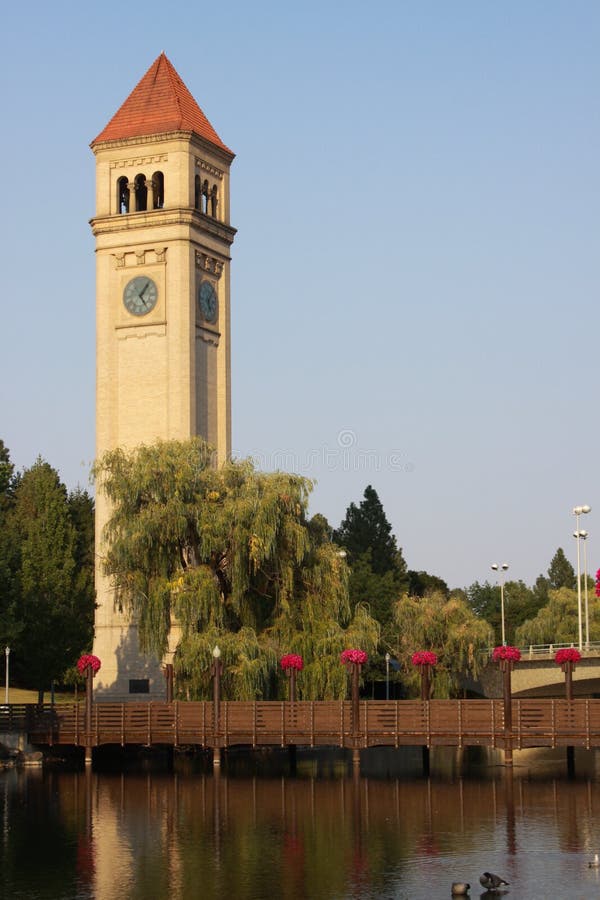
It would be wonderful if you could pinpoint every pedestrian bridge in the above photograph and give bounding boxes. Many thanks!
[2,698,600,756]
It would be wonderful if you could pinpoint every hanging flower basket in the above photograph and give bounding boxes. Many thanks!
[411,651,438,667]
[340,649,368,666]
[492,646,521,663]
[555,648,581,668]
[77,654,101,676]
[280,654,304,671]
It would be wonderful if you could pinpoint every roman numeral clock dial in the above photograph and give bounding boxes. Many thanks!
[198,280,218,323]
[123,276,158,316]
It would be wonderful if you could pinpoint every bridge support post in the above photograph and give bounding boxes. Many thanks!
[211,646,223,770]
[502,661,513,767]
[163,663,174,702]
[85,666,93,767]
[562,657,576,777]
[419,668,432,775]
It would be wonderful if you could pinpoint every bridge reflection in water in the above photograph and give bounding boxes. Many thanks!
[4,698,600,759]
[3,761,600,900]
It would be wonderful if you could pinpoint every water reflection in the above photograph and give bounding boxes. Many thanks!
[2,751,600,899]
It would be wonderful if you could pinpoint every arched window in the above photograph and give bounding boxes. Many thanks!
[210,185,218,217]
[134,173,147,212]
[117,176,129,214]
[202,179,209,214]
[152,171,164,209]
[194,174,201,210]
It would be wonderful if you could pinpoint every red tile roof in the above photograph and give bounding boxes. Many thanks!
[92,53,233,155]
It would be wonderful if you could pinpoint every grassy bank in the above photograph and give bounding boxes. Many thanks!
[4,688,78,704]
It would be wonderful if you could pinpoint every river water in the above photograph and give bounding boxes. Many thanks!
[2,748,600,900]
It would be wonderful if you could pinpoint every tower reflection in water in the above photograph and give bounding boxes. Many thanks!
[3,755,600,899]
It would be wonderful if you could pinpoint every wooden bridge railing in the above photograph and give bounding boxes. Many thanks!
[4,698,600,752]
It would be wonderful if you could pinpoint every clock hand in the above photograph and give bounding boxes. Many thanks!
[138,282,149,307]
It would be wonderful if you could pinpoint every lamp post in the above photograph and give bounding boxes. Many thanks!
[573,529,590,649]
[573,505,591,650]
[491,563,509,646]
[4,647,9,705]
[582,530,590,649]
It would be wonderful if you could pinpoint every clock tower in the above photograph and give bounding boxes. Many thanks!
[90,54,235,698]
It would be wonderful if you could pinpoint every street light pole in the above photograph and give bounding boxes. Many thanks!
[583,530,590,649]
[491,563,509,645]
[4,646,9,705]
[573,505,591,651]
[574,529,590,649]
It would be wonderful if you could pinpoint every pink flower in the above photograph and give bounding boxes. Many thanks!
[492,645,521,663]
[411,651,438,667]
[280,654,304,671]
[77,654,101,675]
[595,568,600,598]
[555,648,581,665]
[340,649,368,666]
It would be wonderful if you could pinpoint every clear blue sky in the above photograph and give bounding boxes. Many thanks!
[1,1,598,591]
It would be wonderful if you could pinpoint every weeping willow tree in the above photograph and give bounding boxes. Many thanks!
[515,587,598,647]
[94,438,378,700]
[392,591,493,697]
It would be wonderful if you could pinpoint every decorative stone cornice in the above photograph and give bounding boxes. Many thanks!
[90,209,237,245]
[197,327,220,347]
[92,131,234,166]
[196,159,224,180]
[113,248,167,268]
[110,154,168,170]
[195,252,224,278]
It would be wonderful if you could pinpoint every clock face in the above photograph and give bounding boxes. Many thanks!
[198,280,218,323]
[123,276,158,316]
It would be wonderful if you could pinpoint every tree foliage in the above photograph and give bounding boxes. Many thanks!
[8,459,95,696]
[95,439,379,700]
[334,485,408,639]
[515,587,588,646]
[547,547,576,590]
[467,579,546,646]
[407,570,449,599]
[392,591,493,698]
[334,485,405,577]
[0,440,17,644]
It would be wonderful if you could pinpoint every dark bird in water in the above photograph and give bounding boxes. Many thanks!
[451,883,470,895]
[479,872,509,891]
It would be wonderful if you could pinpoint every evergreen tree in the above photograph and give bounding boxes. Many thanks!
[10,460,93,698]
[532,574,550,606]
[334,485,404,577]
[67,487,95,653]
[547,547,576,590]
[0,440,17,646]
[407,571,449,598]
[95,439,379,700]
[334,485,408,630]
[0,440,14,497]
